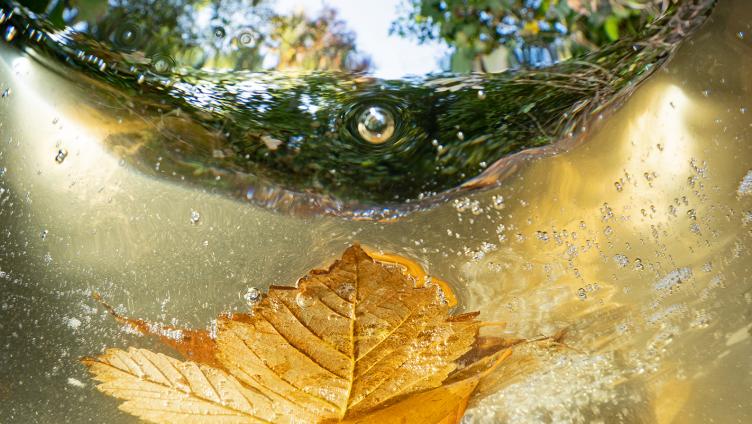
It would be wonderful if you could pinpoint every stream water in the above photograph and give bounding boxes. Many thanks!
[0,0,750,423]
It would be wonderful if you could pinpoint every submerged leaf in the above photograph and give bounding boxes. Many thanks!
[82,347,276,423]
[84,245,516,423]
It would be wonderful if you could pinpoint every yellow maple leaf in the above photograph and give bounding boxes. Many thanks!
[83,245,514,423]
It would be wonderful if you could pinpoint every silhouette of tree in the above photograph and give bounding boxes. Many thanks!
[16,0,371,72]
[272,7,372,72]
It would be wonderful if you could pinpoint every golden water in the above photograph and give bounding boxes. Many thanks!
[0,0,751,422]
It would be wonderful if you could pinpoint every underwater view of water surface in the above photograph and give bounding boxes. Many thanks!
[0,0,750,423]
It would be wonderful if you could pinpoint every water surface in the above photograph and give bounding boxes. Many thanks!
[0,0,751,423]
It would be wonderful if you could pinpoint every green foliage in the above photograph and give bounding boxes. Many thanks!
[391,0,674,70]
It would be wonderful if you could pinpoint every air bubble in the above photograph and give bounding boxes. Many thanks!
[213,27,226,39]
[295,292,315,308]
[356,106,395,144]
[121,30,134,43]
[243,287,261,304]
[491,195,505,210]
[55,149,68,164]
[190,210,200,225]
[577,288,587,300]
[151,55,175,74]
[634,258,644,271]
[112,23,141,50]
[238,31,256,46]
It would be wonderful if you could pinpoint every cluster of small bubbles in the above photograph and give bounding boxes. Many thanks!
[737,170,752,196]
[480,241,497,254]
[702,88,711,97]
[654,267,692,292]
[466,242,497,261]
[689,309,712,329]
[743,211,752,226]
[613,254,629,268]
[613,180,623,192]
[43,253,53,265]
[55,149,68,164]
[0,167,6,177]
[63,316,82,330]
[738,31,745,40]
[686,209,696,220]
[242,287,261,305]
[40,229,48,240]
[603,226,613,237]
[494,226,506,243]
[600,203,614,221]
[453,197,481,214]
[190,210,201,225]
[536,231,549,242]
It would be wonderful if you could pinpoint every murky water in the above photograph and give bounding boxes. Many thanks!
[1,0,751,423]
